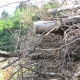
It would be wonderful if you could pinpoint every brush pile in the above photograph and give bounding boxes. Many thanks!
[29,15,80,80]
[1,2,80,80]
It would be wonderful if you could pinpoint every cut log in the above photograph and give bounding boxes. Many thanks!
[33,16,80,34]
[33,20,64,35]
[62,15,80,25]
[33,21,57,34]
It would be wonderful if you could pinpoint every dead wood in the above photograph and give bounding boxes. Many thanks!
[48,5,80,14]
[33,15,80,36]
[29,53,55,60]
[21,65,65,79]
[29,52,80,62]
[1,4,80,80]
[71,71,80,80]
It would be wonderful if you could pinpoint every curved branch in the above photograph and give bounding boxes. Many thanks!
[0,0,30,8]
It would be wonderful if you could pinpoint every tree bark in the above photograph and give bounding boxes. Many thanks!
[48,5,80,14]
[33,21,56,34]
[33,15,80,34]
[0,50,21,57]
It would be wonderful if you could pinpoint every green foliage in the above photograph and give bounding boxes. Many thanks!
[1,10,9,19]
[3,18,13,28]
[18,1,27,12]
[0,1,59,51]
[0,20,4,30]
[43,0,62,17]
[32,15,40,21]
[0,28,15,51]
[43,0,59,10]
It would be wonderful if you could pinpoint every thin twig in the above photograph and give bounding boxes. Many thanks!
[0,0,30,8]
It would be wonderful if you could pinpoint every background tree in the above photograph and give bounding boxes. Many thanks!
[1,10,9,19]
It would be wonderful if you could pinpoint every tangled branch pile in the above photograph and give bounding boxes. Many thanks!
[0,1,80,80]
[2,16,80,80]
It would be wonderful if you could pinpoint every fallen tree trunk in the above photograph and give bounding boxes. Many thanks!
[62,15,80,25]
[48,5,80,14]
[33,21,57,34]
[33,15,80,34]
[0,50,21,57]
